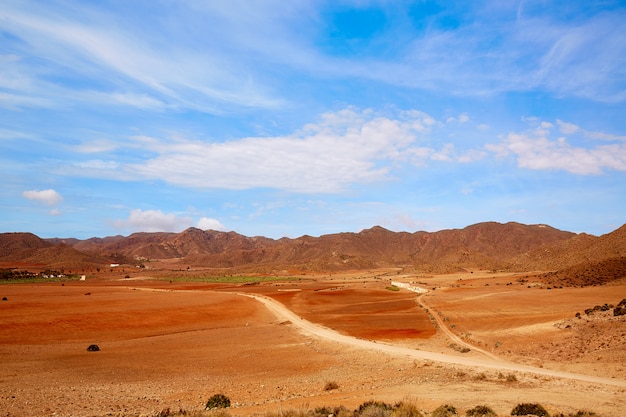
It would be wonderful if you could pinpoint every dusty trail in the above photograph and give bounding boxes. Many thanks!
[240,293,626,388]
[416,292,501,361]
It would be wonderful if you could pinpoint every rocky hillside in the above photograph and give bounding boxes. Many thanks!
[48,222,574,272]
[511,224,626,271]
[2,222,625,277]
[0,233,109,270]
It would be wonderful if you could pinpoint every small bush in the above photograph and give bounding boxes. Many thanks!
[86,344,100,352]
[356,400,393,417]
[570,411,598,417]
[154,408,202,417]
[205,393,231,410]
[431,404,457,417]
[511,403,549,416]
[466,405,496,417]
[324,381,339,391]
[506,373,518,382]
[393,401,424,417]
[312,406,351,417]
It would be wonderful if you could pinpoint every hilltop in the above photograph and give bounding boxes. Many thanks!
[2,221,626,285]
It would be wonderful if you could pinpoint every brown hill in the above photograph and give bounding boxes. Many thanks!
[0,232,51,258]
[4,221,624,274]
[511,223,626,271]
[13,243,111,271]
[50,221,577,272]
[540,256,626,287]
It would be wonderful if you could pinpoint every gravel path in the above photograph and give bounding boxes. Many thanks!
[241,292,626,388]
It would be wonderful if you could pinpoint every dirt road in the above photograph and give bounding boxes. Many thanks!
[241,292,626,388]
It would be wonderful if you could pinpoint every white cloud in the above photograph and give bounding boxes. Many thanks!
[487,128,626,175]
[556,119,580,134]
[556,119,626,141]
[114,209,193,233]
[197,217,227,231]
[446,113,469,124]
[124,108,439,193]
[22,189,63,206]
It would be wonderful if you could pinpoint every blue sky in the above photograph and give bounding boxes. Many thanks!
[1,1,625,239]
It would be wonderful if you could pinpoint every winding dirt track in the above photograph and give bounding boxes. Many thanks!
[241,293,626,388]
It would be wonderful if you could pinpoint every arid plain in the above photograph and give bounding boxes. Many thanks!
[1,267,625,417]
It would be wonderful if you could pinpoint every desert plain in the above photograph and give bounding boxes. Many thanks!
[1,268,625,417]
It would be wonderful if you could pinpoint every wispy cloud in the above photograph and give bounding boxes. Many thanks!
[557,119,626,141]
[2,1,286,112]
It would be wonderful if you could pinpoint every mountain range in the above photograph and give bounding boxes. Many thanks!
[1,222,626,280]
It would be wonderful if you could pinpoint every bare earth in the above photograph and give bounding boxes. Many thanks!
[1,270,625,417]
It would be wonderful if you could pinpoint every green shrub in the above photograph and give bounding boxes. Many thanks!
[511,403,549,416]
[466,405,496,417]
[205,394,231,410]
[431,404,457,417]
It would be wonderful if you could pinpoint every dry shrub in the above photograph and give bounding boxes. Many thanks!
[313,406,351,417]
[205,394,231,410]
[465,405,496,417]
[431,404,457,417]
[323,381,339,391]
[356,400,393,417]
[511,403,549,416]
[392,401,424,417]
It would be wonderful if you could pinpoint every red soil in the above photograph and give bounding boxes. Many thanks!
[1,272,625,417]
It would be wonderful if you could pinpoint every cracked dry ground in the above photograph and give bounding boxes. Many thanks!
[1,274,625,417]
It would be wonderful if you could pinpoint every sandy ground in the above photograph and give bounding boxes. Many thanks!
[1,271,625,417]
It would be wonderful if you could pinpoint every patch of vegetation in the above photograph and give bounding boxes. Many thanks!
[473,372,487,381]
[0,268,80,284]
[511,403,549,416]
[392,401,424,417]
[385,285,400,291]
[323,381,339,391]
[614,298,626,316]
[449,343,470,353]
[86,344,100,352]
[152,401,601,417]
[311,406,351,417]
[568,411,599,417]
[164,275,300,284]
[205,394,231,410]
[155,409,229,417]
[356,400,393,417]
[584,304,613,315]
[431,404,458,417]
[465,405,496,417]
[497,372,518,382]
